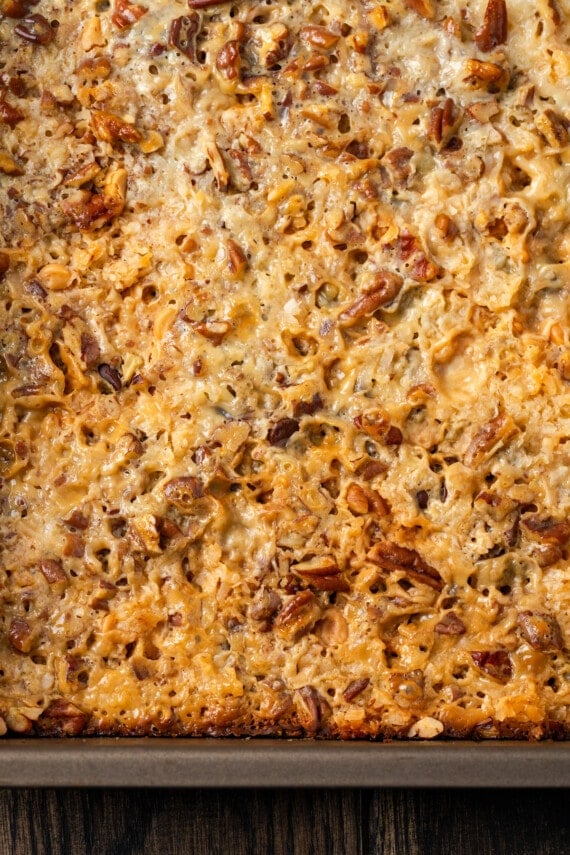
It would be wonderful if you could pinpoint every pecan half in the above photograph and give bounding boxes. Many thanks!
[274,590,321,639]
[474,0,507,53]
[169,13,201,61]
[36,700,87,735]
[339,271,403,324]
[517,612,563,651]
[471,650,513,682]
[427,98,460,147]
[464,413,516,467]
[367,541,444,590]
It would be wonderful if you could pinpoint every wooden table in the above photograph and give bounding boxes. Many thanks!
[1,788,568,854]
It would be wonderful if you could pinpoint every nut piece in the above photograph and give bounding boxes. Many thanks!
[14,13,54,45]
[267,418,299,447]
[112,0,148,29]
[0,101,24,127]
[474,0,508,53]
[339,271,403,324]
[343,677,370,701]
[516,611,563,651]
[435,611,466,635]
[163,476,204,509]
[0,0,39,17]
[471,650,513,682]
[91,112,142,145]
[403,0,436,20]
[8,618,33,653]
[300,26,339,50]
[408,716,444,738]
[36,700,87,735]
[39,558,67,583]
[296,685,330,734]
[216,40,240,80]
[0,152,24,175]
[169,13,201,61]
[367,541,444,590]
[464,413,516,467]
[274,590,321,639]
[535,110,568,148]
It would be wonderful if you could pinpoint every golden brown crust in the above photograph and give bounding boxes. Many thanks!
[1,0,570,740]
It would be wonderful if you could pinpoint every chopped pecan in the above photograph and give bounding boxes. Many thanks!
[36,700,87,735]
[367,541,444,591]
[267,418,299,447]
[535,110,568,148]
[8,618,33,653]
[91,111,141,144]
[98,363,122,391]
[296,686,330,734]
[435,611,466,635]
[384,146,413,183]
[389,670,425,708]
[315,608,349,645]
[164,476,204,509]
[75,56,112,82]
[474,0,507,52]
[64,510,90,531]
[0,101,24,127]
[517,611,563,650]
[465,59,508,90]
[464,413,515,467]
[169,13,201,61]
[14,13,54,44]
[0,152,24,175]
[226,239,247,276]
[300,25,339,50]
[293,557,350,593]
[80,332,101,368]
[292,393,323,418]
[346,482,371,515]
[0,0,39,16]
[187,0,231,5]
[216,40,240,80]
[39,558,67,583]
[522,516,570,545]
[0,252,9,278]
[112,0,147,29]
[427,98,460,147]
[471,650,513,682]
[250,588,282,621]
[403,0,436,18]
[466,100,500,123]
[343,677,370,702]
[195,319,231,345]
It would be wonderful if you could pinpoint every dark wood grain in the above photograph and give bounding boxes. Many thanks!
[0,789,568,855]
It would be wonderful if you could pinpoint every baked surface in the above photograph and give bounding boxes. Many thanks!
[0,0,569,739]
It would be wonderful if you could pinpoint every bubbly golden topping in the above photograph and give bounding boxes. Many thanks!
[0,0,569,738]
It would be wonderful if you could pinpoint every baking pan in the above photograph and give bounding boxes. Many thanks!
[2,739,569,788]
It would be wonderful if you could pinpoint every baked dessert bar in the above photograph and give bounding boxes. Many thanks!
[0,0,569,738]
